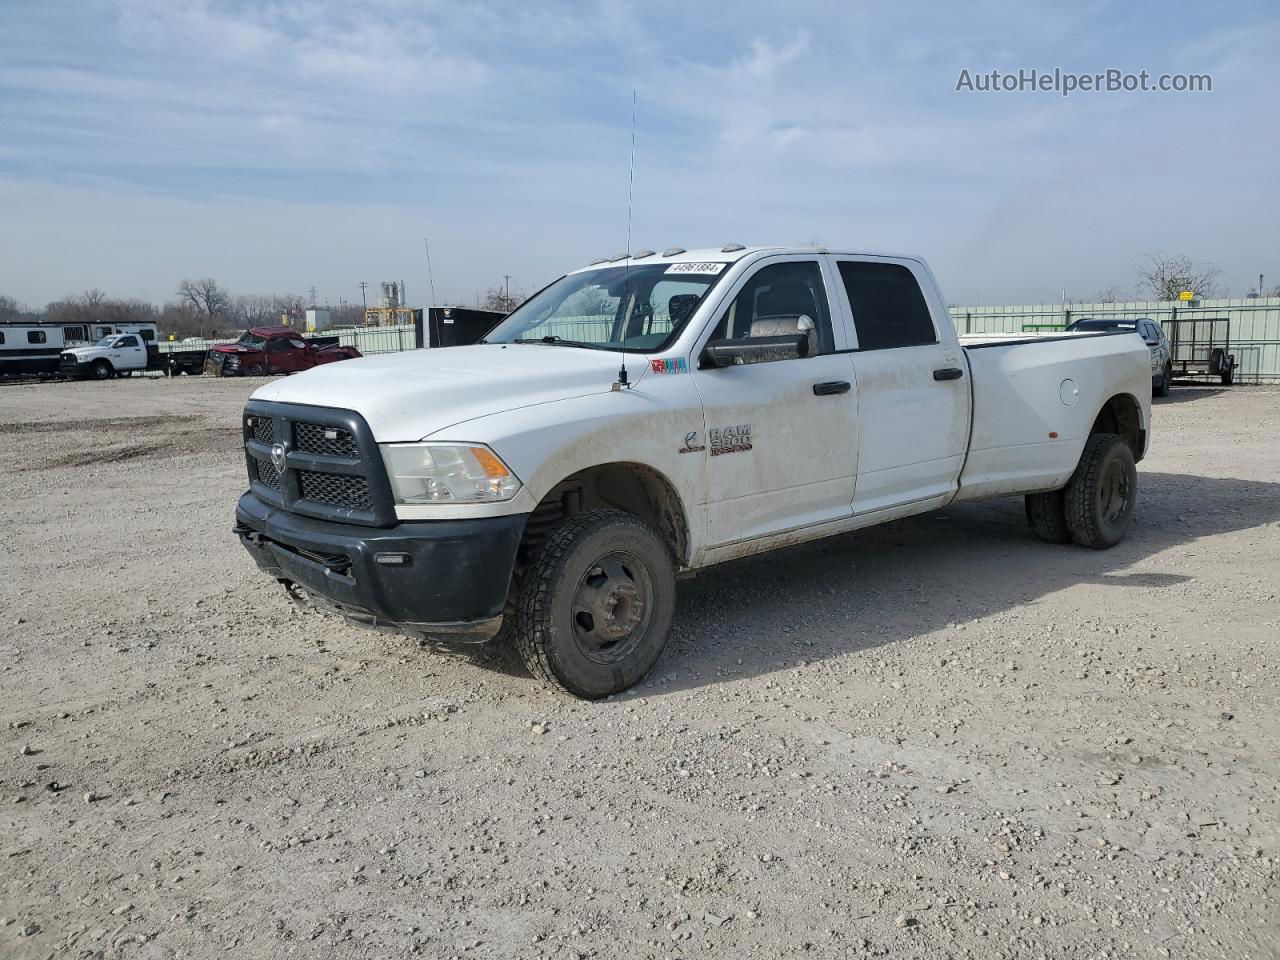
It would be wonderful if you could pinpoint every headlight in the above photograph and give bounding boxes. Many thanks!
[380,443,521,504]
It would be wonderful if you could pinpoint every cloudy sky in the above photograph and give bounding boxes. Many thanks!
[1,0,1277,308]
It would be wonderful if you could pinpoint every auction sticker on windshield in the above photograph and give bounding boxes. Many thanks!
[665,262,727,275]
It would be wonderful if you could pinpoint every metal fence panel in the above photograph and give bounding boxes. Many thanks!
[949,297,1280,381]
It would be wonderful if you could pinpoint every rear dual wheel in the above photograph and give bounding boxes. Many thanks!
[514,511,675,699]
[1025,433,1136,549]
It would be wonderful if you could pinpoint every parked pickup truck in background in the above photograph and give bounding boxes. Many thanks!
[1066,316,1173,397]
[60,332,156,379]
[234,245,1151,698]
[205,326,361,377]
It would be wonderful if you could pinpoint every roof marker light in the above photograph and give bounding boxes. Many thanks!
[721,242,746,252]
[662,247,686,256]
[631,249,655,259]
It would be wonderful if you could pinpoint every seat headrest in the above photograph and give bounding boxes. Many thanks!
[756,280,816,319]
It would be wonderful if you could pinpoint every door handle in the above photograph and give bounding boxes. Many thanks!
[812,380,851,396]
[933,367,964,381]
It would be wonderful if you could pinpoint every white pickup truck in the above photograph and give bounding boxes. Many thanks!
[235,246,1151,698]
[59,331,153,379]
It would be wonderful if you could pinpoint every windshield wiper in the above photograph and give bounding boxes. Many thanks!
[512,335,608,350]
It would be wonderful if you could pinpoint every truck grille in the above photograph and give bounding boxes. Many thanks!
[250,416,274,445]
[242,402,394,527]
[298,470,371,509]
[294,422,357,457]
[253,455,281,490]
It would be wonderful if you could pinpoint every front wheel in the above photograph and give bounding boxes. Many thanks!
[1065,433,1137,549]
[514,510,675,698]
[246,363,267,376]
[92,360,113,381]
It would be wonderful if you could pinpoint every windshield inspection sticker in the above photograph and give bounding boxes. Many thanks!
[709,424,752,456]
[650,357,688,374]
[665,262,728,275]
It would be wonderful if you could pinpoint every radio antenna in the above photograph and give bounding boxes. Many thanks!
[423,238,438,307]
[614,89,637,391]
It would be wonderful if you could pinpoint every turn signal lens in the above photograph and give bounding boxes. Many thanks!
[380,443,521,504]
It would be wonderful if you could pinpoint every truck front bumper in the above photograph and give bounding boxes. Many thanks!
[59,356,96,377]
[235,492,527,642]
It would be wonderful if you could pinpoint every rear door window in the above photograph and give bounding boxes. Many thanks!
[838,261,936,351]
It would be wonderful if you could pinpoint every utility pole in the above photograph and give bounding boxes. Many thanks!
[503,274,513,310]
[308,285,318,307]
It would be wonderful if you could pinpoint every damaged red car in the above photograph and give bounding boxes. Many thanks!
[204,326,361,377]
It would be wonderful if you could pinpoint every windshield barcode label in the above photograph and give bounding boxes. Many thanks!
[665,262,727,275]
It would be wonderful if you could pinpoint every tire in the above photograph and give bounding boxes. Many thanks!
[1208,349,1224,376]
[92,360,113,381]
[1155,363,1172,397]
[117,370,132,378]
[246,363,267,376]
[514,510,676,699]
[1064,433,1137,549]
[1221,365,1234,386]
[1025,490,1072,544]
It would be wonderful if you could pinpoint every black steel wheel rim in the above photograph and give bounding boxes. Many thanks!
[570,550,654,665]
[1099,458,1131,524]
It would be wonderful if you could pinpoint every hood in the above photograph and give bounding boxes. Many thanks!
[62,345,103,358]
[249,343,649,441]
[212,343,254,354]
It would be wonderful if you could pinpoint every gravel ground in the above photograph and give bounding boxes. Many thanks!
[1,375,1277,960]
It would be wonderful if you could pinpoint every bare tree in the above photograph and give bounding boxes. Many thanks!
[481,286,523,314]
[46,290,154,327]
[1136,253,1222,301]
[272,293,306,326]
[231,294,277,329]
[178,278,230,322]
[1088,287,1128,304]
[329,303,364,328]
[160,300,235,339]
[0,295,39,322]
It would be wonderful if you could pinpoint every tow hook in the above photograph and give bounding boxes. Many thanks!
[281,579,310,611]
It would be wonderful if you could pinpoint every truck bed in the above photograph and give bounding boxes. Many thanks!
[953,330,1151,502]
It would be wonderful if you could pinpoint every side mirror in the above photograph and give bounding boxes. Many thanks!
[701,334,807,368]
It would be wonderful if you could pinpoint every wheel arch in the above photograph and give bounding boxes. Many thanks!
[1090,392,1145,462]
[524,461,691,569]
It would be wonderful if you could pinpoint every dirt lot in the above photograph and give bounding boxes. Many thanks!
[1,375,1277,960]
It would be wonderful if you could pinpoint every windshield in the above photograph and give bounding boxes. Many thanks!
[483,263,729,353]
[95,336,116,347]
[238,333,267,349]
